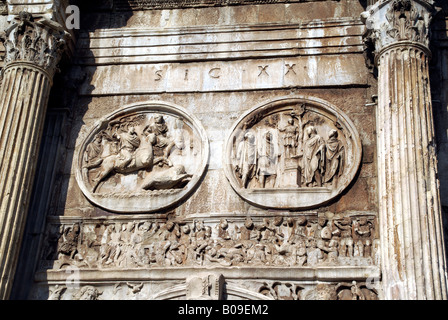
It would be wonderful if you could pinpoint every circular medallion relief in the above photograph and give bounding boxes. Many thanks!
[75,101,209,213]
[223,96,362,209]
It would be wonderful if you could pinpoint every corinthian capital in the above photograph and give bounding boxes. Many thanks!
[0,11,70,76]
[362,0,435,59]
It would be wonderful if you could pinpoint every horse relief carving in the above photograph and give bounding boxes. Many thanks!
[224,96,362,209]
[75,101,209,213]
[40,214,378,271]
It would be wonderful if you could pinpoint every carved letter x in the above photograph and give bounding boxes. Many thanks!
[258,65,269,77]
[285,63,296,75]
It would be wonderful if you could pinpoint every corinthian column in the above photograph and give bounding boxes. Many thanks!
[363,0,448,300]
[0,12,68,299]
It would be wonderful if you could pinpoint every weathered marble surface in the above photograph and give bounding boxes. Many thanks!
[0,10,69,299]
[6,0,447,301]
[362,0,448,300]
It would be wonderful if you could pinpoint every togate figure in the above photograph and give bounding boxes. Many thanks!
[257,131,278,188]
[302,126,325,187]
[224,96,361,209]
[323,129,345,186]
[235,131,257,189]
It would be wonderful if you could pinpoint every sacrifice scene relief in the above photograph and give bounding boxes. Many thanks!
[233,105,346,190]
[225,99,361,209]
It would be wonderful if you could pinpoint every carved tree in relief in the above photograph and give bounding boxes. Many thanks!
[224,97,361,209]
[231,104,352,190]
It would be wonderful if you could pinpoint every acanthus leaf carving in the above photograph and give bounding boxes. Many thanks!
[362,0,435,59]
[384,0,429,44]
[0,12,69,76]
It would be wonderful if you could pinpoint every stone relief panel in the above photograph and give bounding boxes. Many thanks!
[33,277,379,300]
[38,214,379,271]
[38,281,185,300]
[223,96,362,209]
[75,101,209,213]
[254,280,379,300]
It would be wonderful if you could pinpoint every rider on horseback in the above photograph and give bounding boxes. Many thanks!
[115,125,141,171]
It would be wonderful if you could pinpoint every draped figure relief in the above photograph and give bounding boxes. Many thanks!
[224,97,361,209]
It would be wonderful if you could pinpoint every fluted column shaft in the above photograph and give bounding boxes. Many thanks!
[363,0,448,300]
[377,42,447,299]
[0,63,52,299]
[0,12,68,299]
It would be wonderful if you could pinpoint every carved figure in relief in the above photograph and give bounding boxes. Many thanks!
[302,126,325,187]
[217,219,231,240]
[334,218,354,257]
[257,131,278,188]
[323,129,345,186]
[146,115,177,159]
[43,215,378,270]
[354,240,364,258]
[116,125,141,169]
[141,164,192,190]
[336,281,366,300]
[82,112,195,196]
[90,128,162,193]
[306,239,324,266]
[57,223,80,261]
[279,115,302,159]
[353,218,374,258]
[73,286,102,300]
[48,285,66,300]
[99,224,122,266]
[172,117,186,152]
[82,134,104,179]
[294,239,307,266]
[235,132,257,188]
[353,218,372,238]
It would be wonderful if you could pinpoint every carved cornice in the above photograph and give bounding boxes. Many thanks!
[116,0,336,10]
[0,12,70,77]
[362,0,435,62]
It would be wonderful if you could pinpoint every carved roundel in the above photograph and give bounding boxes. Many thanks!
[75,101,209,213]
[223,96,362,210]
